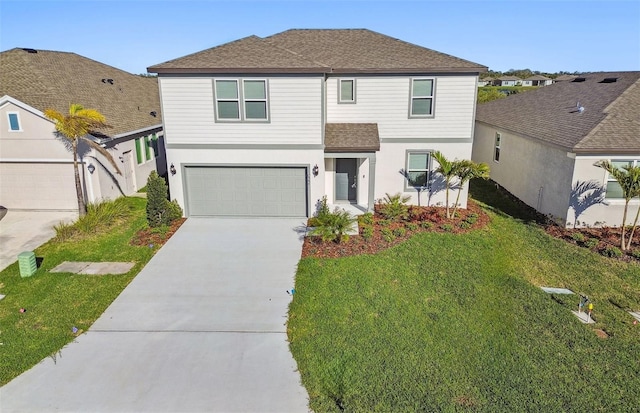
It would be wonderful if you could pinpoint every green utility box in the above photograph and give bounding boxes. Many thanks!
[18,251,37,277]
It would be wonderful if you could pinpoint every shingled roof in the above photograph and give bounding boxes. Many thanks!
[475,72,640,154]
[325,123,380,152]
[148,29,486,74]
[0,48,161,137]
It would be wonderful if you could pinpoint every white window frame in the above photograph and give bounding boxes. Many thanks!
[494,132,501,162]
[405,151,431,190]
[214,78,269,122]
[409,78,435,118]
[605,159,638,199]
[338,78,356,104]
[7,112,22,132]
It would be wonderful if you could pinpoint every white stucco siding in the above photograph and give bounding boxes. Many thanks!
[472,123,574,223]
[326,75,477,139]
[567,156,640,227]
[166,147,325,217]
[159,76,322,145]
[376,142,473,208]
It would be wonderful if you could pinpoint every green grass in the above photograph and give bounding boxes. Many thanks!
[0,197,156,385]
[288,180,640,412]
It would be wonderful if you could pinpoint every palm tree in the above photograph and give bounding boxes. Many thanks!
[45,104,121,217]
[595,160,640,250]
[451,160,490,219]
[431,151,459,219]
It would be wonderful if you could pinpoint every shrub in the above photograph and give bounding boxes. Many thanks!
[585,238,599,249]
[381,228,395,242]
[420,221,433,229]
[406,222,418,231]
[571,232,585,243]
[602,246,622,258]
[378,193,411,221]
[378,219,390,227]
[359,212,374,226]
[315,195,330,218]
[632,249,640,260]
[465,214,478,225]
[54,198,133,241]
[393,227,406,237]
[146,172,183,227]
[441,223,453,232]
[53,221,75,241]
[362,226,374,241]
[309,208,356,244]
[459,222,472,230]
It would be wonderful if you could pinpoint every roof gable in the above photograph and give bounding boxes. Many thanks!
[148,29,487,74]
[0,48,162,137]
[476,72,640,154]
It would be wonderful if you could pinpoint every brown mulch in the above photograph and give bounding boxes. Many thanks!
[302,200,490,259]
[130,218,187,248]
[544,224,640,263]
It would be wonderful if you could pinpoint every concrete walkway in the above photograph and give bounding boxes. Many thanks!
[1,218,310,412]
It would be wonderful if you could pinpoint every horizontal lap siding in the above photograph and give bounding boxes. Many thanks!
[159,77,322,145]
[326,76,477,139]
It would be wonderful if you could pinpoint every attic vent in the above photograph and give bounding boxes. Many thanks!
[21,48,37,54]
[600,77,618,83]
[150,111,157,117]
[572,77,586,82]
[101,78,114,84]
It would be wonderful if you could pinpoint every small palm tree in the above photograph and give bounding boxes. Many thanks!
[45,104,121,216]
[451,161,490,218]
[431,151,460,219]
[595,160,640,250]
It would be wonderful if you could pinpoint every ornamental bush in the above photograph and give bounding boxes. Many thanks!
[146,171,183,227]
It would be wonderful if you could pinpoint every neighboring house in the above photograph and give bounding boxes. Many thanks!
[493,76,522,86]
[478,77,494,87]
[472,72,640,227]
[521,75,552,87]
[147,29,486,217]
[0,48,164,211]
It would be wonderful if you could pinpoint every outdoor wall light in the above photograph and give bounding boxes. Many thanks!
[312,164,319,177]
[87,163,96,174]
[170,163,177,176]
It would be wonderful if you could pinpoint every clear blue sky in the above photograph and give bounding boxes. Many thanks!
[1,0,638,75]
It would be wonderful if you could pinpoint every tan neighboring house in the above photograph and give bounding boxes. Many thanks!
[0,48,164,211]
[148,29,487,217]
[492,76,522,86]
[478,77,493,87]
[472,72,640,227]
[521,75,552,87]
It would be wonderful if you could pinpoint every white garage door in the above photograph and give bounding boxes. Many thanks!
[0,163,77,210]
[184,166,308,217]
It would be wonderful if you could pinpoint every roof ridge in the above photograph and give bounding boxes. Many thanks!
[261,36,331,68]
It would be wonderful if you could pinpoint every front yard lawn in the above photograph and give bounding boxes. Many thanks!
[288,182,640,411]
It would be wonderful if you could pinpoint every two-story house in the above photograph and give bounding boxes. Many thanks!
[148,29,486,217]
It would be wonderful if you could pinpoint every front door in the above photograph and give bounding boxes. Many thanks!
[335,158,357,202]
[122,151,136,193]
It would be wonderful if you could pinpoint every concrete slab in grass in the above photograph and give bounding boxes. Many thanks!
[571,310,596,324]
[629,311,640,322]
[51,261,134,275]
[541,287,574,294]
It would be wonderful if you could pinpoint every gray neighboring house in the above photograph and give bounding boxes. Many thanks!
[0,48,165,211]
[472,71,640,227]
[493,76,522,86]
[148,29,486,218]
[521,75,552,87]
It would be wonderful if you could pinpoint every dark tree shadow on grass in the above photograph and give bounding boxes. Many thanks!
[469,178,547,225]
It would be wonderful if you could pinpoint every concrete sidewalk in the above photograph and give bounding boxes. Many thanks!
[1,218,310,412]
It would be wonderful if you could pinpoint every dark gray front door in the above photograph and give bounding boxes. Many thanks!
[335,159,357,202]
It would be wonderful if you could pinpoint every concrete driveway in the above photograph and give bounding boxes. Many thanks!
[1,218,310,412]
[0,209,78,272]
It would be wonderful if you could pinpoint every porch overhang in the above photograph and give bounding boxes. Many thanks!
[324,123,380,153]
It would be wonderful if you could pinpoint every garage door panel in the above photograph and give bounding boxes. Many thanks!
[0,163,77,210]
[185,166,307,217]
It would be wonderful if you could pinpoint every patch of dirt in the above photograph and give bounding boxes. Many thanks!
[130,218,186,248]
[594,329,609,339]
[544,224,640,263]
[302,201,490,259]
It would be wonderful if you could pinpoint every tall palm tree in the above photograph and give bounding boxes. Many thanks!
[431,151,459,219]
[595,160,640,250]
[45,104,121,216]
[451,160,490,219]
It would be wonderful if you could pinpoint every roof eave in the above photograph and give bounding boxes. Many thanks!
[148,67,328,74]
[324,146,380,153]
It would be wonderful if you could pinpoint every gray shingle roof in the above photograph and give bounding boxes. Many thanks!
[476,72,640,154]
[325,123,380,152]
[0,48,162,137]
[523,75,551,81]
[148,29,486,74]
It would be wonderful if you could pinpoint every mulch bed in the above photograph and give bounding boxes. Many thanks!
[302,200,490,259]
[130,218,187,248]
[544,224,640,263]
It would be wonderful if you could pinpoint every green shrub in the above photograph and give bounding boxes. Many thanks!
[53,221,75,241]
[602,246,622,258]
[441,223,453,232]
[359,212,374,226]
[465,215,478,225]
[54,198,133,241]
[378,219,390,227]
[393,227,406,237]
[362,226,374,241]
[146,171,183,227]
[309,208,356,244]
[585,238,599,249]
[571,232,585,242]
[420,221,433,229]
[381,227,395,242]
[632,249,640,260]
[459,222,472,230]
[406,222,418,231]
[316,195,330,218]
[378,193,411,221]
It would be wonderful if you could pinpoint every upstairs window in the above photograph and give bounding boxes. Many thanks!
[406,151,431,188]
[7,112,21,131]
[339,79,355,103]
[410,78,435,117]
[214,79,269,121]
[494,133,501,162]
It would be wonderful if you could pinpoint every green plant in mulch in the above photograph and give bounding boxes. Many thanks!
[441,223,453,232]
[309,208,356,244]
[406,222,418,231]
[585,238,599,249]
[381,228,395,242]
[146,171,183,228]
[392,227,406,237]
[601,245,623,258]
[54,197,133,241]
[420,221,433,229]
[571,232,585,243]
[361,226,374,242]
[378,193,411,221]
[358,212,374,226]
